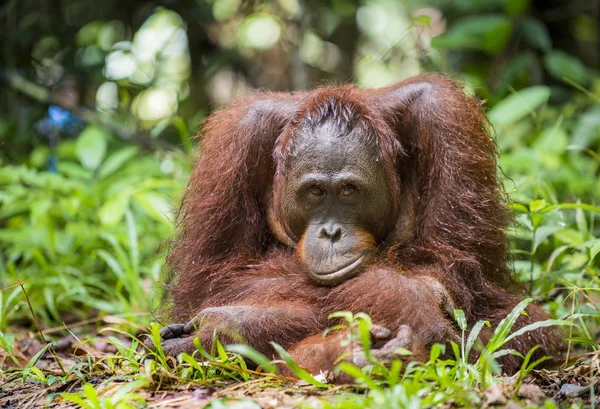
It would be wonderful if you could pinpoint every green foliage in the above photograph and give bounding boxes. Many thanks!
[311,303,571,408]
[0,129,189,327]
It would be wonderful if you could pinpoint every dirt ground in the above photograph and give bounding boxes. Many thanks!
[1,354,598,409]
[0,329,598,409]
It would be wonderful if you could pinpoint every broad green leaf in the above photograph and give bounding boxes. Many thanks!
[522,18,551,51]
[488,86,550,129]
[432,15,511,55]
[98,146,139,179]
[98,194,130,226]
[532,127,568,155]
[504,0,529,16]
[82,383,100,405]
[575,206,588,239]
[544,51,593,85]
[481,19,512,55]
[57,162,92,180]
[133,192,173,226]
[76,125,109,170]
[529,199,548,213]
[586,239,600,262]
[533,223,566,253]
[572,106,600,147]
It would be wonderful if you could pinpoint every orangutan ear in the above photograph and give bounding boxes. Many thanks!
[267,195,296,247]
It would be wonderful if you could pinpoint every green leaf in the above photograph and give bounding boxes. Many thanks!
[544,51,594,85]
[504,0,529,16]
[572,106,600,147]
[432,15,512,55]
[488,86,550,129]
[133,192,173,226]
[481,19,512,55]
[271,342,328,388]
[466,320,489,357]
[522,18,551,51]
[225,344,276,373]
[336,362,379,389]
[413,14,431,25]
[532,127,568,155]
[110,379,147,402]
[97,249,125,281]
[533,223,565,253]
[529,199,548,213]
[454,309,467,331]
[98,194,130,226]
[83,383,100,406]
[98,146,139,179]
[485,298,532,352]
[22,343,51,379]
[504,319,573,344]
[61,393,93,409]
[590,241,600,262]
[76,126,109,170]
[125,210,139,271]
[173,116,192,153]
[150,118,172,138]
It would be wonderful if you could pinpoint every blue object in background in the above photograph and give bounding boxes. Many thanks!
[35,105,84,172]
[47,105,83,134]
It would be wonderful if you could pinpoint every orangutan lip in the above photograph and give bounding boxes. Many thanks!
[313,255,365,281]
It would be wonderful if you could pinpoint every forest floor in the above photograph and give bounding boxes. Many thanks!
[0,325,598,409]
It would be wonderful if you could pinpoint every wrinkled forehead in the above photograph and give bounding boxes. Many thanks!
[286,121,380,177]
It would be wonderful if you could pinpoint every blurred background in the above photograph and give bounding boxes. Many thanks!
[0,0,599,338]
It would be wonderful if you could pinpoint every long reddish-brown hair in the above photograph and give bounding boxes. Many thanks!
[166,73,511,322]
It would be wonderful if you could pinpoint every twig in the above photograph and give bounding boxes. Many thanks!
[15,275,67,376]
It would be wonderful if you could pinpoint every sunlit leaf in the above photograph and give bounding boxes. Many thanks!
[488,86,550,129]
[133,192,173,226]
[98,147,139,179]
[76,126,109,170]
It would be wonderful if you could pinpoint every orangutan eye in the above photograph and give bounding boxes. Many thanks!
[309,185,325,197]
[341,184,357,197]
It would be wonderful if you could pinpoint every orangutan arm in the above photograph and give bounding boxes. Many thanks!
[149,303,323,358]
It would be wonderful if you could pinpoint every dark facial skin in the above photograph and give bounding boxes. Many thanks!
[281,120,395,285]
